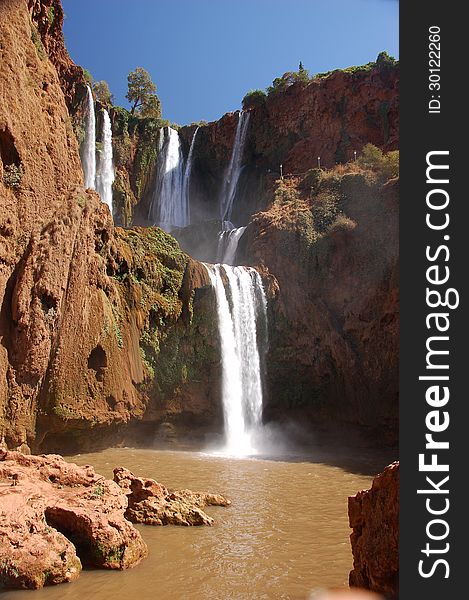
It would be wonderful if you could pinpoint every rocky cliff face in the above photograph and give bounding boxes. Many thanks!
[241,169,398,436]
[120,60,398,228]
[0,0,220,453]
[1,0,399,452]
[349,461,399,598]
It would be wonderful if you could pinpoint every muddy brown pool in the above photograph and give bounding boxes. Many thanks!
[1,447,388,599]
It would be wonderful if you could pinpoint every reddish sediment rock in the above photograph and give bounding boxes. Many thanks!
[113,466,231,527]
[348,461,399,598]
[0,449,148,589]
[0,0,220,453]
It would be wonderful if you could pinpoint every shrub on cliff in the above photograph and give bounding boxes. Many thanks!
[357,144,399,180]
[311,190,341,233]
[266,67,310,96]
[376,51,398,69]
[242,89,266,110]
[3,164,23,189]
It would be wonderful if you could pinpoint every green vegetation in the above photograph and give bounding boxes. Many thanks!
[30,25,46,60]
[92,483,105,497]
[94,542,125,564]
[267,69,310,95]
[356,144,399,180]
[242,89,267,110]
[315,51,398,80]
[126,67,161,118]
[83,68,93,85]
[93,80,113,106]
[3,164,23,189]
[263,52,398,99]
[138,94,162,119]
[47,5,55,25]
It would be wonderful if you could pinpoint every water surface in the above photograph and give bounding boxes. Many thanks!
[1,447,384,600]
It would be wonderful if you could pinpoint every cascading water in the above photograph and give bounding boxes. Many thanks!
[149,127,187,232]
[82,85,96,189]
[96,109,114,214]
[219,111,250,222]
[217,225,247,265]
[204,263,267,456]
[181,126,199,225]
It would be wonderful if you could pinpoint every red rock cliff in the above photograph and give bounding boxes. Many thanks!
[0,0,219,453]
[349,461,399,598]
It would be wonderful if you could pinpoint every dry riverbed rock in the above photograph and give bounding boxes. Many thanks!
[0,450,148,590]
[113,466,231,526]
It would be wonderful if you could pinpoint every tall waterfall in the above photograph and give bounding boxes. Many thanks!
[181,126,199,224]
[149,127,187,232]
[96,109,114,214]
[204,263,267,455]
[219,111,250,222]
[217,225,247,265]
[82,85,96,189]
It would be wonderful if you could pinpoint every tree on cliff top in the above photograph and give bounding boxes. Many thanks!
[93,80,113,106]
[126,67,161,118]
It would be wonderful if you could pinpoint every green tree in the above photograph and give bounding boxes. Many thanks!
[93,80,113,106]
[242,89,266,110]
[126,67,158,115]
[138,93,162,119]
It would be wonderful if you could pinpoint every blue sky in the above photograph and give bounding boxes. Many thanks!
[62,0,399,125]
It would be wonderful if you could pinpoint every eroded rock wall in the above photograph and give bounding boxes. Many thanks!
[242,171,398,436]
[0,0,220,453]
[349,461,399,598]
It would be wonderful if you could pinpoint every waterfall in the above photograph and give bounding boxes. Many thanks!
[181,126,199,226]
[96,109,114,214]
[82,85,96,189]
[219,111,250,222]
[217,226,247,265]
[149,127,187,232]
[204,263,267,456]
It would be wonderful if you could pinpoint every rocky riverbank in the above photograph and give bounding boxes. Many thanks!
[349,461,399,598]
[0,449,229,590]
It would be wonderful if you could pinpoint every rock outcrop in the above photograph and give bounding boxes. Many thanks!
[0,450,231,590]
[348,461,399,598]
[113,466,230,526]
[0,449,148,589]
[27,0,87,112]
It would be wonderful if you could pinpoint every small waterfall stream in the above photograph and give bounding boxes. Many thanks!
[149,127,187,232]
[82,85,96,189]
[204,263,267,455]
[217,225,247,265]
[96,109,114,214]
[182,126,199,224]
[219,111,250,222]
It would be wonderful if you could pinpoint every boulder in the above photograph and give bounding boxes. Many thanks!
[113,466,230,527]
[0,450,148,589]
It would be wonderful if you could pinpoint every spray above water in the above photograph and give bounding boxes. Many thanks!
[219,111,250,222]
[82,85,96,190]
[96,109,115,214]
[204,263,267,456]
